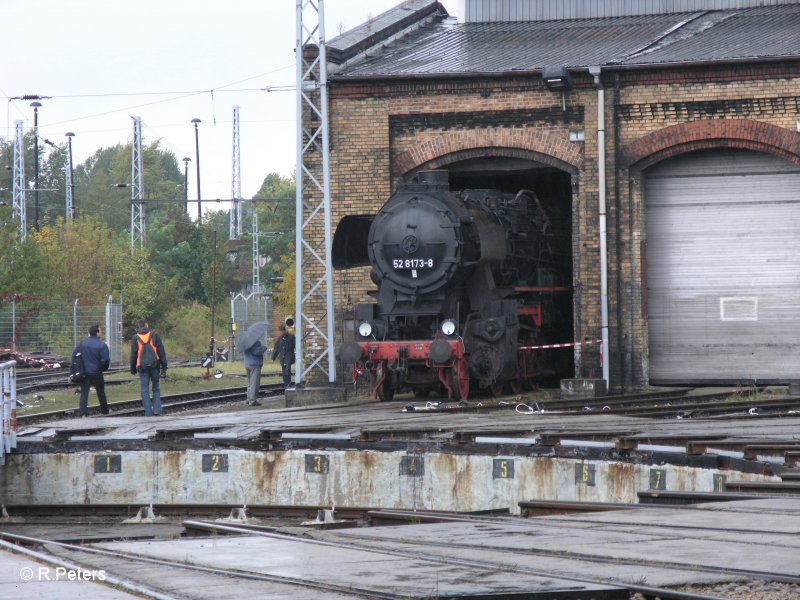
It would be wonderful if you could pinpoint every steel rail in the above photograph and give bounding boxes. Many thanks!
[280,512,800,589]
[183,520,732,600]
[0,531,403,600]
[16,382,287,425]
[412,390,742,413]
[0,538,176,600]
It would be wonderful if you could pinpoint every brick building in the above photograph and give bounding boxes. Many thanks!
[320,0,800,391]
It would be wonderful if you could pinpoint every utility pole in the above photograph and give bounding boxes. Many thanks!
[191,118,202,221]
[65,132,75,223]
[295,0,336,386]
[12,121,26,239]
[231,105,242,240]
[130,116,145,252]
[182,157,191,214]
[209,229,218,374]
[30,101,42,231]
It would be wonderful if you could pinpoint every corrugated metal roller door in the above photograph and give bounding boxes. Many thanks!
[645,148,800,384]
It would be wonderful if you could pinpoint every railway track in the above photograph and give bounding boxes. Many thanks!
[15,361,202,394]
[3,512,795,600]
[406,387,800,419]
[16,383,287,426]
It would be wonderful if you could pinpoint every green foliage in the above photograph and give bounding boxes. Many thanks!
[33,215,120,302]
[0,206,47,295]
[160,301,228,358]
[250,172,295,291]
[109,245,174,332]
[271,247,296,317]
[0,133,68,226]
[76,141,184,230]
[0,133,289,360]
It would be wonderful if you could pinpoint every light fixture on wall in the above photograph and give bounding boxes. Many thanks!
[542,66,571,91]
[542,67,571,110]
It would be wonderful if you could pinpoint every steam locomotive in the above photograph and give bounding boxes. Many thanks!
[333,171,572,401]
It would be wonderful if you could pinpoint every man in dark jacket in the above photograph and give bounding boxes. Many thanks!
[244,340,266,405]
[130,320,168,416]
[271,325,295,389]
[73,323,110,417]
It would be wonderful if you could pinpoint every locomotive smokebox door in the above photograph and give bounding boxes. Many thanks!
[367,192,463,297]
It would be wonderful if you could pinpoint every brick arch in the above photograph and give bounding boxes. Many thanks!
[393,129,583,175]
[622,119,800,170]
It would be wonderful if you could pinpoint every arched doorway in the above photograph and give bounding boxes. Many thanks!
[413,155,576,382]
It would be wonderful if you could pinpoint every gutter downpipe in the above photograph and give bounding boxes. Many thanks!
[589,65,610,388]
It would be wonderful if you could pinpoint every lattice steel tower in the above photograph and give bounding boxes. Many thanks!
[295,0,336,386]
[12,121,26,239]
[231,105,243,240]
[130,116,145,252]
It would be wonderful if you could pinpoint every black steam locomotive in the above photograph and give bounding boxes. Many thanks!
[333,171,572,401]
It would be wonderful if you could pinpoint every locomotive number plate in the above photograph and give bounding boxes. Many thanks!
[392,258,434,269]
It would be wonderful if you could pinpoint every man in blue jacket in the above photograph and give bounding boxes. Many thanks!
[73,323,110,417]
[244,339,266,405]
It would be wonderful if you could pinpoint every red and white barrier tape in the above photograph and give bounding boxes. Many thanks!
[519,339,603,351]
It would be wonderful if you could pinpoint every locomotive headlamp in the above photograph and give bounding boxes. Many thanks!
[357,321,373,337]
[441,319,457,337]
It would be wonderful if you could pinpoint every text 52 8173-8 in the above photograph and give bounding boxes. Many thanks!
[392,258,434,269]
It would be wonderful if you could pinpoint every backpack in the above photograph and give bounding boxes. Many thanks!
[70,343,86,383]
[136,332,159,370]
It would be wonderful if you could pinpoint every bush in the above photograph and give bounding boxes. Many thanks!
[159,302,227,360]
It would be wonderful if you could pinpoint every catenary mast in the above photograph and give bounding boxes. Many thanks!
[12,121,26,239]
[295,0,336,386]
[231,105,243,240]
[130,116,145,252]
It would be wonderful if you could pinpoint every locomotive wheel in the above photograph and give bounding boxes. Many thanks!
[509,378,523,395]
[489,381,504,397]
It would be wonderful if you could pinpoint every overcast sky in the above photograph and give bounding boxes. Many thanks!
[2,0,458,216]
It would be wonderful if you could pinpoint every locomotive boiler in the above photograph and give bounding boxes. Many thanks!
[333,170,571,401]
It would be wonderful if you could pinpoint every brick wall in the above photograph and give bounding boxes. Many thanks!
[314,64,800,390]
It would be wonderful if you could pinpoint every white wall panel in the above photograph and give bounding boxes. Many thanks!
[645,149,800,383]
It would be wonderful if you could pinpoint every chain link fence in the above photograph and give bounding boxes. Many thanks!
[230,290,273,361]
[0,296,124,366]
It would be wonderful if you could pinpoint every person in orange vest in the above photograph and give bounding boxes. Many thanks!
[130,320,168,416]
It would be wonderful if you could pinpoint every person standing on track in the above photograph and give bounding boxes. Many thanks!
[243,339,266,406]
[73,323,110,417]
[130,320,168,416]
[271,324,296,389]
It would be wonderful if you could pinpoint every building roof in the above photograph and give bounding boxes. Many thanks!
[328,2,800,78]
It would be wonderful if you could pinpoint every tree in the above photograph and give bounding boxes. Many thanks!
[75,140,183,231]
[249,172,295,293]
[0,131,286,359]
[271,246,296,319]
[0,205,46,295]
[0,132,66,229]
[76,145,130,230]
